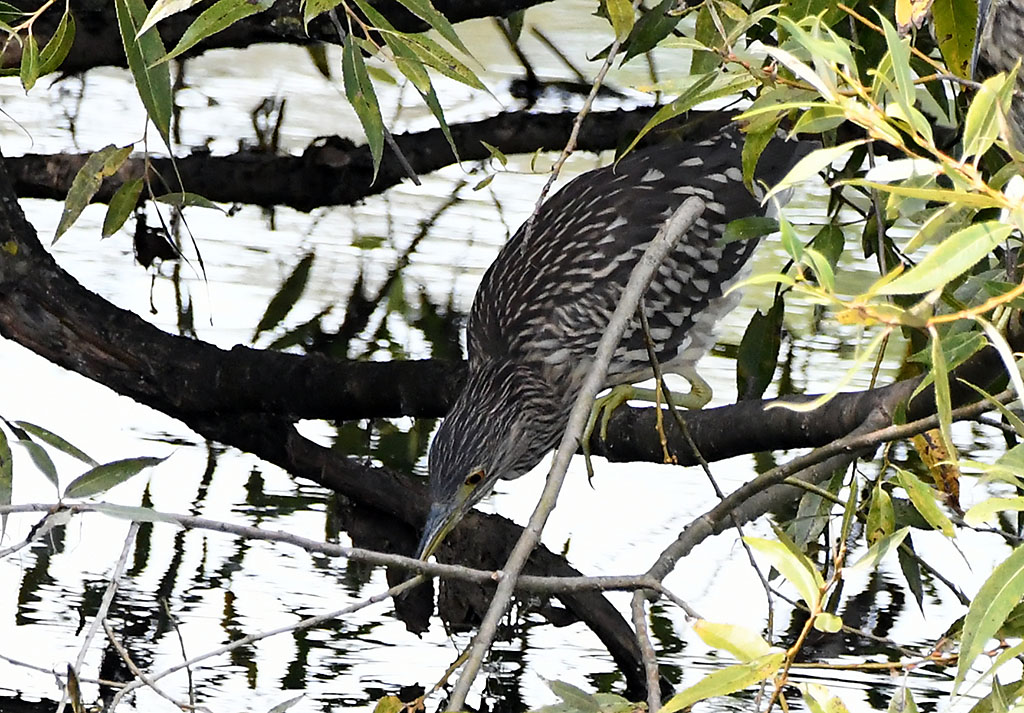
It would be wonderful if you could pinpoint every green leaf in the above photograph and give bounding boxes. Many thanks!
[14,421,97,466]
[0,426,11,538]
[963,73,1013,160]
[54,145,134,244]
[399,33,486,91]
[865,482,895,546]
[660,652,785,713]
[63,456,166,499]
[744,536,823,607]
[813,613,842,633]
[396,0,473,57]
[849,526,910,572]
[137,0,204,36]
[736,297,783,401]
[764,140,866,202]
[966,497,1024,526]
[723,216,779,244]
[843,179,1002,209]
[605,0,634,41]
[894,467,955,537]
[14,439,59,490]
[932,0,977,79]
[692,619,773,662]
[160,0,275,63]
[89,502,183,524]
[802,246,835,292]
[153,191,223,210]
[102,178,144,237]
[253,252,315,340]
[115,0,172,145]
[302,0,342,29]
[342,34,384,181]
[547,680,600,713]
[955,544,1024,692]
[19,31,38,91]
[879,13,916,127]
[620,0,677,65]
[622,71,714,156]
[690,3,719,75]
[38,11,75,76]
[876,221,1013,295]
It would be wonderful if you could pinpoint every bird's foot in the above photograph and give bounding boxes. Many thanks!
[583,384,637,483]
[581,369,714,481]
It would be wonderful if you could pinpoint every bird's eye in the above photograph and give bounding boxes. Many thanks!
[465,469,484,486]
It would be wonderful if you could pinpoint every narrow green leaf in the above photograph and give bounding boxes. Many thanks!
[154,191,223,210]
[159,0,275,64]
[723,216,779,244]
[843,179,1002,209]
[115,0,172,144]
[19,31,38,91]
[966,497,1024,526]
[396,0,473,57]
[894,467,955,537]
[690,3,719,75]
[660,652,785,713]
[14,439,59,490]
[102,178,144,237]
[779,213,803,261]
[0,426,11,537]
[548,680,600,713]
[400,33,486,91]
[605,0,634,41]
[879,13,916,124]
[736,297,783,401]
[302,0,343,29]
[622,72,717,156]
[342,35,384,181]
[38,11,75,75]
[865,482,895,546]
[692,619,773,662]
[876,222,1013,295]
[63,456,166,499]
[929,327,957,471]
[15,421,97,466]
[933,0,977,79]
[253,252,315,339]
[54,145,133,244]
[89,502,183,524]
[964,73,1011,160]
[849,526,910,572]
[137,0,203,36]
[803,247,835,292]
[620,0,677,65]
[744,536,823,607]
[763,140,865,202]
[955,544,1024,692]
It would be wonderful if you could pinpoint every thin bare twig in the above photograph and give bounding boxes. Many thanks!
[57,522,138,713]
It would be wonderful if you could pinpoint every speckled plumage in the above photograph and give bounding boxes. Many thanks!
[418,125,816,557]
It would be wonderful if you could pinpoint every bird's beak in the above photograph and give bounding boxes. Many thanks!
[416,503,458,561]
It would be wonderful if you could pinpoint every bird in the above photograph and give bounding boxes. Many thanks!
[417,123,817,560]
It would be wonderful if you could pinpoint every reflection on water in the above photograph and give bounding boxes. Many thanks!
[0,5,1013,713]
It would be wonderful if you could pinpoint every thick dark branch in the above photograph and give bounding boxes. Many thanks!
[6,107,707,211]
[18,0,556,75]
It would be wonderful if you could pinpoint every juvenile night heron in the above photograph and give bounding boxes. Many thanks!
[973,0,1024,150]
[417,125,814,559]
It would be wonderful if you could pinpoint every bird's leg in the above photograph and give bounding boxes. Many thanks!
[581,367,713,481]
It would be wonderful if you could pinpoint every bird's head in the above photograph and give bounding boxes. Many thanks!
[417,359,557,560]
